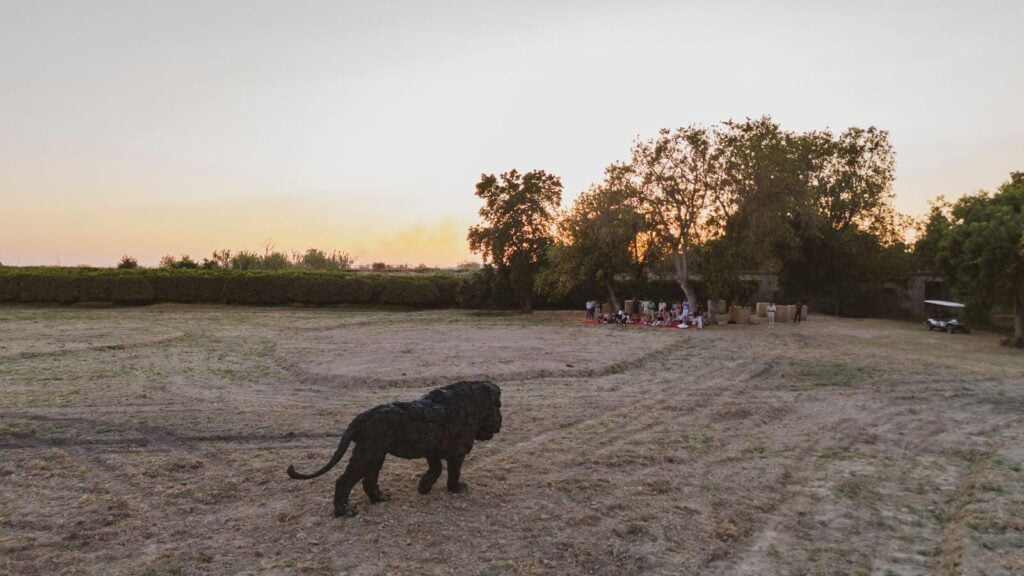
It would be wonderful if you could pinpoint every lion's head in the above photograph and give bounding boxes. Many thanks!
[473,381,502,441]
[426,380,502,442]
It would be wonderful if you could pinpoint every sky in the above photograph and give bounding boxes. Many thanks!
[1,0,1022,267]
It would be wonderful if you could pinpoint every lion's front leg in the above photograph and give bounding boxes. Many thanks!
[418,456,443,494]
[446,453,468,493]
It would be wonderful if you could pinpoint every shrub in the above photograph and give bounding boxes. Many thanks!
[172,255,200,270]
[377,275,442,306]
[229,250,262,270]
[117,255,139,269]
[260,252,291,270]
[293,249,353,271]
[147,269,225,303]
[0,268,511,309]
[221,272,281,304]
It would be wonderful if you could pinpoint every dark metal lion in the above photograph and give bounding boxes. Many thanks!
[287,380,502,517]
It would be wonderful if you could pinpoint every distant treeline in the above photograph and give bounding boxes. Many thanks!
[0,267,689,309]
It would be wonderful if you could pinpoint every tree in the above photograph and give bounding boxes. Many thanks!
[928,172,1024,346]
[913,198,952,270]
[455,261,481,271]
[199,258,221,270]
[468,169,562,312]
[230,250,261,270]
[777,126,904,313]
[621,126,725,306]
[173,255,199,269]
[538,178,654,311]
[703,118,806,303]
[293,248,353,270]
[212,249,233,269]
[117,255,139,269]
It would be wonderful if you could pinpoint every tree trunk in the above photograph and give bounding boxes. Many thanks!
[604,280,620,313]
[520,296,533,314]
[671,250,698,306]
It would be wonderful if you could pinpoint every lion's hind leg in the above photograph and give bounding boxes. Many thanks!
[361,453,390,503]
[417,456,443,494]
[332,444,376,517]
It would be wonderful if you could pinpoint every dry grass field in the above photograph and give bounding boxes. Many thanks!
[1,305,1023,575]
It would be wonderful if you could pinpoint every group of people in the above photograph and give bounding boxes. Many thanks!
[585,299,706,330]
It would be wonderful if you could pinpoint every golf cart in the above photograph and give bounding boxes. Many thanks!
[924,300,970,334]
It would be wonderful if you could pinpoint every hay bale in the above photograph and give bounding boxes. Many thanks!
[715,299,728,314]
[780,305,795,322]
[728,305,752,324]
[600,302,609,315]
[755,302,769,317]
[706,300,718,324]
[801,305,808,320]
[624,300,633,318]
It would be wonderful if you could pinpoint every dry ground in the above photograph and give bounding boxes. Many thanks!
[1,305,1023,576]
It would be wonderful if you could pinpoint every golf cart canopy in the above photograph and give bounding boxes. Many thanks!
[924,300,966,309]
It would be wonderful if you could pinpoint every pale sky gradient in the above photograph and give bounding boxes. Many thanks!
[2,0,1022,267]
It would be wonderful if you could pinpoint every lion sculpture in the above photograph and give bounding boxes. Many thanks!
[287,380,502,517]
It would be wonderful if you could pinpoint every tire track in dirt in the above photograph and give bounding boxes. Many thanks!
[271,336,688,392]
[2,333,188,360]
[936,445,997,576]
[720,376,1020,574]
[469,351,768,473]
[560,339,807,570]
[453,349,785,573]
[0,429,340,450]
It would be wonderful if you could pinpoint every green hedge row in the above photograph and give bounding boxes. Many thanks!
[0,267,695,309]
[0,268,466,308]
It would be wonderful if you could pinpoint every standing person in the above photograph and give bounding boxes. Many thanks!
[682,300,690,322]
[794,301,803,324]
[586,299,595,321]
[695,304,704,330]
[768,302,776,328]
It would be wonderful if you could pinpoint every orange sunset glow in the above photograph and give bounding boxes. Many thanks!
[2,1,1022,267]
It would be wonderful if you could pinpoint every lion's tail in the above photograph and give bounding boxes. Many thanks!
[286,423,357,480]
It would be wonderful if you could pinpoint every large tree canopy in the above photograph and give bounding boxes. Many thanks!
[775,126,903,314]
[619,125,723,306]
[921,172,1024,345]
[537,174,655,311]
[617,118,902,311]
[469,118,910,318]
[467,169,562,312]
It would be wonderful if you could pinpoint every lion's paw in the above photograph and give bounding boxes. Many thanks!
[334,506,358,518]
[447,482,469,494]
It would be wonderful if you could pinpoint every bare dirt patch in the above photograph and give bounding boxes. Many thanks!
[1,306,1022,575]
